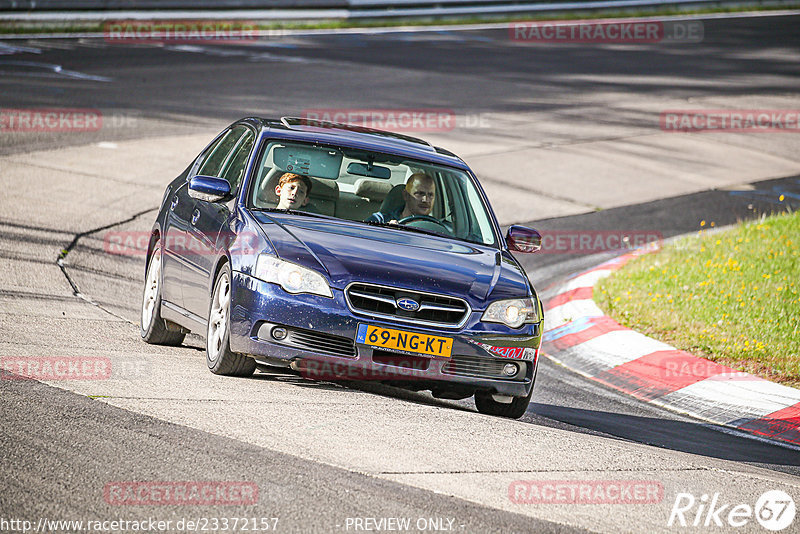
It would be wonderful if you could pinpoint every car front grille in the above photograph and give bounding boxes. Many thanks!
[442,355,524,380]
[345,283,469,328]
[287,329,356,358]
[257,322,357,358]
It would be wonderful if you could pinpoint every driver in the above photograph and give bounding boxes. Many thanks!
[366,172,435,224]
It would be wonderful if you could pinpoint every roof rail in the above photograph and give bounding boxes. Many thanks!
[279,116,434,150]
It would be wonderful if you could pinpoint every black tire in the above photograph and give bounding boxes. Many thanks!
[206,263,256,377]
[141,243,186,346]
[474,386,534,419]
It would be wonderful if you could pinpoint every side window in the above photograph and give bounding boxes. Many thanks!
[196,126,246,178]
[219,129,255,192]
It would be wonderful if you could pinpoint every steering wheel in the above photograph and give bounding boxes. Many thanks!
[397,215,451,233]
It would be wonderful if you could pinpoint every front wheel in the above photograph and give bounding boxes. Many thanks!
[141,242,185,346]
[206,264,256,377]
[474,387,533,419]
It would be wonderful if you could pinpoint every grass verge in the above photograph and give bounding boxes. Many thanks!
[596,211,800,388]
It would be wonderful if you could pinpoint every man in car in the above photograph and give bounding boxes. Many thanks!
[275,172,313,210]
[366,172,436,224]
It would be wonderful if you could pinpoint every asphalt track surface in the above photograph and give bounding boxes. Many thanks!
[2,13,800,533]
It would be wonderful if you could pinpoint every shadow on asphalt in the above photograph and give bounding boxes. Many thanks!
[238,366,800,474]
[252,365,477,412]
[531,402,800,468]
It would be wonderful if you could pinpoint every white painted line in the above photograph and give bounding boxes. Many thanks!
[0,60,112,82]
[0,42,41,55]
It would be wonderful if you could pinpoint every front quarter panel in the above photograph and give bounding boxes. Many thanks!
[226,207,275,277]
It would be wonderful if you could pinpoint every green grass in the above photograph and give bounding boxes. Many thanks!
[1,4,798,35]
[596,211,800,388]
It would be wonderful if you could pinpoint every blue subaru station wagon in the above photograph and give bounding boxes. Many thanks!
[141,117,544,418]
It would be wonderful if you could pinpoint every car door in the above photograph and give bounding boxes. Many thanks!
[161,178,194,310]
[161,128,233,315]
[159,133,225,311]
[183,125,255,320]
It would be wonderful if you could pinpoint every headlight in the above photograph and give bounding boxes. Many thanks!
[481,298,539,328]
[254,255,332,298]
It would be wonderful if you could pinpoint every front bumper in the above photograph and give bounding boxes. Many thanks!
[229,272,541,398]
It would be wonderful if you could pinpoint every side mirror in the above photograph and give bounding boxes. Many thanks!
[506,225,542,253]
[188,175,231,202]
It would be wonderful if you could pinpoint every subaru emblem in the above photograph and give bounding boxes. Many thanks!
[396,297,420,312]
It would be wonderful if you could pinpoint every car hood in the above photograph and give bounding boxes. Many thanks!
[252,212,531,307]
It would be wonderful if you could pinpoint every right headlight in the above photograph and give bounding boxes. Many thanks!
[254,254,332,298]
[481,298,539,328]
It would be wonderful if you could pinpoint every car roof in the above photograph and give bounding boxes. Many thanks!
[241,116,470,171]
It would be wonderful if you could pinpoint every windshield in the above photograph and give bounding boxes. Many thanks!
[248,140,497,246]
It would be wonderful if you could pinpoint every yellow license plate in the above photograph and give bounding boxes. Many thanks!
[356,324,453,358]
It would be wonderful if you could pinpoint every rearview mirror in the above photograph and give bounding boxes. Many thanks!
[188,175,231,202]
[506,225,542,253]
[347,162,391,179]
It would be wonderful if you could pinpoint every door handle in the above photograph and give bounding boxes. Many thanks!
[170,195,179,210]
[191,209,200,225]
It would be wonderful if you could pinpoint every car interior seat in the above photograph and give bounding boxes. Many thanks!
[254,168,283,207]
[341,179,394,220]
[375,184,406,219]
[254,168,338,216]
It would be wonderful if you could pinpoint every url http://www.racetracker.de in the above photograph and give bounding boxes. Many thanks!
[0,517,280,533]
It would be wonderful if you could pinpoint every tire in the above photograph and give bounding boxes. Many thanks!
[474,386,534,419]
[206,263,256,377]
[141,243,186,346]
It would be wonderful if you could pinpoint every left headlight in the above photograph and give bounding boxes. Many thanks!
[254,254,333,298]
[481,298,539,328]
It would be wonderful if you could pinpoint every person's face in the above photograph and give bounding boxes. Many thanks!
[404,178,435,216]
[276,180,309,209]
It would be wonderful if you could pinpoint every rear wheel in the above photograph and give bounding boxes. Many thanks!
[207,264,256,377]
[141,243,185,346]
[474,387,533,419]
